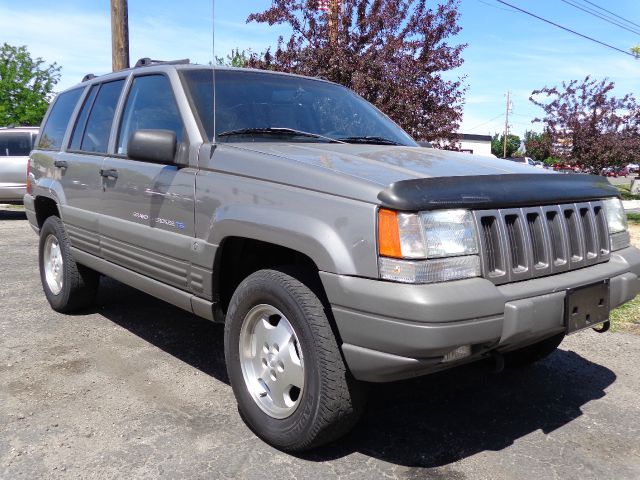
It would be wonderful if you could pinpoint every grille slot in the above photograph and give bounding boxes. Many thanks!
[593,206,610,256]
[546,210,567,268]
[474,201,609,285]
[579,206,597,260]
[480,215,505,278]
[564,207,583,263]
[505,214,527,273]
[527,211,548,269]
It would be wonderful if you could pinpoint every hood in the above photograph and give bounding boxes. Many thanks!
[232,142,551,186]
[216,142,616,210]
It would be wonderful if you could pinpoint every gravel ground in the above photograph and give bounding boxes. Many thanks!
[2,208,640,480]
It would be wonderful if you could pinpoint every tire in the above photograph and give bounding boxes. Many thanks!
[504,332,565,368]
[38,216,99,313]
[224,268,365,451]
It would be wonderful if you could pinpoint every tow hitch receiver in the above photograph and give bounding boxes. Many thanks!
[592,320,610,333]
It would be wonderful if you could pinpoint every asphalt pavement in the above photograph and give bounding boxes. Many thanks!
[1,207,640,479]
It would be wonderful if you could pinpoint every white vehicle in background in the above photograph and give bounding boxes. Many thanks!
[507,156,543,168]
[0,127,38,203]
[627,163,639,174]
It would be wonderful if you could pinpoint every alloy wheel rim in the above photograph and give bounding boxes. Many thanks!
[239,304,305,419]
[43,234,64,295]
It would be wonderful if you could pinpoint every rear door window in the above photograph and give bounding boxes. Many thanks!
[0,133,32,157]
[38,88,84,150]
[68,85,99,151]
[78,80,125,153]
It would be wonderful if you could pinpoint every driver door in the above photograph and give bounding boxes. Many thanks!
[99,73,196,291]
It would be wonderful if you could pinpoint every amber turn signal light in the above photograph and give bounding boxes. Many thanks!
[378,208,402,258]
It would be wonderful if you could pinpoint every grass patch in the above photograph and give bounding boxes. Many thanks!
[611,294,640,332]
[627,212,640,224]
[616,184,640,200]
[0,204,25,211]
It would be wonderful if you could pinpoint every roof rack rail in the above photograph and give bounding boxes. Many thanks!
[134,58,190,68]
[82,73,96,82]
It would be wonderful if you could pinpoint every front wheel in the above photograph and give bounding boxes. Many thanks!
[224,268,365,451]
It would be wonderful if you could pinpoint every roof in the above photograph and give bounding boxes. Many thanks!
[67,58,339,94]
[460,133,492,142]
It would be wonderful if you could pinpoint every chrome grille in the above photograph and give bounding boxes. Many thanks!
[473,201,610,285]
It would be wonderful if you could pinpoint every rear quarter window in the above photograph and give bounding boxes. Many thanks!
[38,88,84,150]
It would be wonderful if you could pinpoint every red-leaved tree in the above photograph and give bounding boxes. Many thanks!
[246,0,467,144]
[530,76,640,171]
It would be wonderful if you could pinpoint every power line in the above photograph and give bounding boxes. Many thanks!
[476,0,514,13]
[560,0,640,36]
[581,0,640,30]
[467,113,504,132]
[494,0,636,58]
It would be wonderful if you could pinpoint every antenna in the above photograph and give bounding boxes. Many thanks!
[212,0,216,144]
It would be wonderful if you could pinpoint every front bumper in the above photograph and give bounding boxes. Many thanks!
[321,246,640,382]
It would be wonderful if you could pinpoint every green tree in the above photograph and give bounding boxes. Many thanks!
[631,45,640,59]
[215,48,249,68]
[0,43,60,126]
[523,130,552,161]
[491,133,520,158]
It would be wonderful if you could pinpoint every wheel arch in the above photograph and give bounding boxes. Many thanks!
[212,236,331,316]
[33,195,61,228]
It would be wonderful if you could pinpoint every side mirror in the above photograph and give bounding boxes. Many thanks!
[127,129,176,163]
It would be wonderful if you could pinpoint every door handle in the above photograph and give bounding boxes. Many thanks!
[99,168,119,179]
[53,160,68,168]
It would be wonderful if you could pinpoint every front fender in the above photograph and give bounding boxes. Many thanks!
[208,204,362,275]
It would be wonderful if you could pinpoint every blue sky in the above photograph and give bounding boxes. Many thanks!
[1,0,639,138]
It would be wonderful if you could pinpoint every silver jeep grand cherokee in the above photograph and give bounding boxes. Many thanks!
[25,59,640,451]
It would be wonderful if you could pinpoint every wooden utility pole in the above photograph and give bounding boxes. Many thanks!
[111,0,130,71]
[503,90,510,158]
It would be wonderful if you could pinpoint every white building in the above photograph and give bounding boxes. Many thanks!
[420,134,494,157]
[456,134,493,156]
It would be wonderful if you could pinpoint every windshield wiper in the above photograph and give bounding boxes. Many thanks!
[217,127,345,143]
[336,136,402,145]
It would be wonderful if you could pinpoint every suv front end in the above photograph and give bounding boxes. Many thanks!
[320,174,640,382]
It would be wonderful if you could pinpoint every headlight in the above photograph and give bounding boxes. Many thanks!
[602,198,627,233]
[602,198,630,251]
[377,208,481,283]
[421,209,479,257]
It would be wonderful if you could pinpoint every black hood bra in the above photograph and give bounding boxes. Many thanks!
[378,173,619,211]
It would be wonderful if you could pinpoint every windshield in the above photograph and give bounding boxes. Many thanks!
[182,69,417,146]
[0,132,33,157]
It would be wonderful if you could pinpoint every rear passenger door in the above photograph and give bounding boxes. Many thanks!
[55,80,125,255]
[99,74,196,291]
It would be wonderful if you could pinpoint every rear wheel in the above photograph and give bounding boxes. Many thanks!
[38,216,99,313]
[504,333,565,368]
[224,268,365,451]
